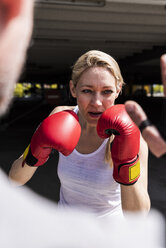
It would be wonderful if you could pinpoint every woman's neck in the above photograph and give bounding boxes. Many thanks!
[76,111,104,154]
[78,111,97,135]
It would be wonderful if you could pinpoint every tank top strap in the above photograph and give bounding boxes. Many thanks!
[73,105,79,114]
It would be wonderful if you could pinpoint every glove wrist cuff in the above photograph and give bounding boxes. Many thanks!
[113,155,140,185]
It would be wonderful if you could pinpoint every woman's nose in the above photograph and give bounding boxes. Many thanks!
[91,93,102,106]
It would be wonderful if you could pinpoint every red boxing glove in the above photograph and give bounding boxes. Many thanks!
[97,104,140,185]
[23,110,81,167]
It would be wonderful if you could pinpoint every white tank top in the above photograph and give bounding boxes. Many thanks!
[57,106,123,218]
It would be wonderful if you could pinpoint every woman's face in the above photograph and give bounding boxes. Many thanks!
[70,66,121,127]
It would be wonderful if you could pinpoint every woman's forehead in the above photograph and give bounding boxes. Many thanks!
[77,67,116,86]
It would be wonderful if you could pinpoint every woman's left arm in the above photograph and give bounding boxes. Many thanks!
[121,135,151,213]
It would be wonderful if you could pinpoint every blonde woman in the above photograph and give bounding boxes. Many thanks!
[9,50,150,218]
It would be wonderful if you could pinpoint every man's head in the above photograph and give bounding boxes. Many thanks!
[0,0,34,116]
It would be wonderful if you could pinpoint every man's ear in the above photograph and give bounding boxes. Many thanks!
[69,80,77,98]
[0,0,22,23]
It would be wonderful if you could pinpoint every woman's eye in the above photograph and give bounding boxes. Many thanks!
[103,90,113,95]
[82,89,92,93]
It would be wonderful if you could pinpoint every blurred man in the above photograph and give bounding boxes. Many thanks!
[0,1,164,247]
[125,55,166,158]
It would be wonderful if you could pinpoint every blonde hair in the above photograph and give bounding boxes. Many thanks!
[72,50,125,167]
[105,135,114,167]
[71,50,125,92]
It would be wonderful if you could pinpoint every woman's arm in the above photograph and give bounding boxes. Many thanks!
[121,135,151,213]
[9,105,76,185]
[9,154,37,185]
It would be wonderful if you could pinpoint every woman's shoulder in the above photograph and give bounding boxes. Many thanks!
[49,105,76,116]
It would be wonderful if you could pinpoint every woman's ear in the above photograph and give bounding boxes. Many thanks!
[115,84,122,99]
[69,80,77,98]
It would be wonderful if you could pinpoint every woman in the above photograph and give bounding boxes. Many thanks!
[9,50,150,218]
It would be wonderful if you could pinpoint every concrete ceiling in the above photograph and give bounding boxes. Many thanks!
[21,0,166,85]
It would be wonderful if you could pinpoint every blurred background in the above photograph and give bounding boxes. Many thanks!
[1,0,166,220]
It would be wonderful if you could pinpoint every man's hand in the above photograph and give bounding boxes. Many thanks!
[125,54,166,158]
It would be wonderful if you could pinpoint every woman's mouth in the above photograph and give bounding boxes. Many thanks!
[88,112,103,119]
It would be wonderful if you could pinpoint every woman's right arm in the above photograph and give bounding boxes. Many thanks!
[9,154,38,185]
[9,105,76,186]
